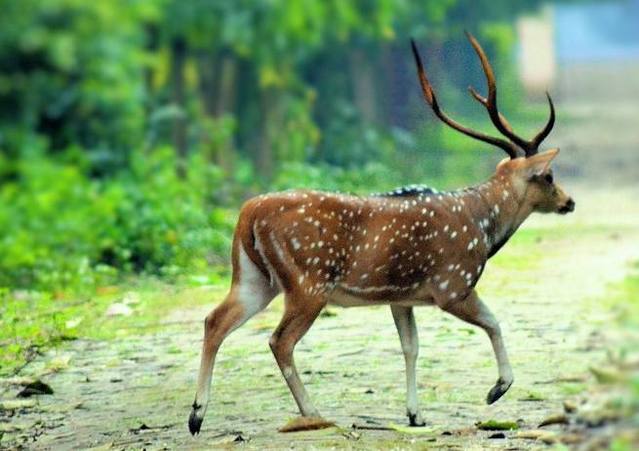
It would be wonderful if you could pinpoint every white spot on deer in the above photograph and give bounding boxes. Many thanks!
[290,238,301,250]
[439,280,449,291]
[450,231,457,239]
[450,292,457,299]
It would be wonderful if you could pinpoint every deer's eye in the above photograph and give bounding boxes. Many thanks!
[544,173,554,184]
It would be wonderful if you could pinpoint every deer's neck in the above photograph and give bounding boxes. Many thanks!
[462,175,532,258]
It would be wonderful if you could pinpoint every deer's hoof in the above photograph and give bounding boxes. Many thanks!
[408,412,426,427]
[486,377,513,405]
[188,407,203,435]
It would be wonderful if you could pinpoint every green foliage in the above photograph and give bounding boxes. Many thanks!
[0,0,152,167]
[0,0,561,294]
[0,148,235,292]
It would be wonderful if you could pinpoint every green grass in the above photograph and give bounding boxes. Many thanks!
[605,262,639,328]
[0,278,229,376]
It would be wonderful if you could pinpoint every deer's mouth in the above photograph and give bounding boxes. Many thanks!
[557,198,575,214]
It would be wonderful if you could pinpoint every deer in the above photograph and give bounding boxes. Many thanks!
[188,32,575,435]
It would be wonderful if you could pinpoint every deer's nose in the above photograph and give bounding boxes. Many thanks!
[559,198,575,214]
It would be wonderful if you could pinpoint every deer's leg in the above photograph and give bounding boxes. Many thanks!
[269,292,326,418]
[189,247,277,435]
[391,305,425,426]
[443,291,514,404]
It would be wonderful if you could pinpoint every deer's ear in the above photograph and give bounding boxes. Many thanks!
[523,148,559,177]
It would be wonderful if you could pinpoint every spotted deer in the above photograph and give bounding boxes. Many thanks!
[188,32,575,434]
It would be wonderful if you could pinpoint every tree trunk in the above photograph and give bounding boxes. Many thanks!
[214,53,237,117]
[170,36,187,177]
[349,47,378,124]
[257,88,275,181]
[197,51,237,173]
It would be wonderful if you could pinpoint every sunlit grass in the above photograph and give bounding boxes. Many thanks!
[0,278,228,376]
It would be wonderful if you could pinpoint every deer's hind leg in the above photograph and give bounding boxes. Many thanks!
[269,290,326,419]
[443,290,514,404]
[189,245,278,435]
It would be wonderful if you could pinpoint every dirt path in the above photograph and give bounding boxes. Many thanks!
[1,184,638,450]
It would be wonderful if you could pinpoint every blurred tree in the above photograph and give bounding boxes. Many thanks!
[0,0,157,174]
[0,0,585,289]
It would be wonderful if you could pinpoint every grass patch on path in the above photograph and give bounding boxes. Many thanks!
[0,278,228,376]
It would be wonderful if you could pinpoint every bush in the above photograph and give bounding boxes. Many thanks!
[0,148,235,292]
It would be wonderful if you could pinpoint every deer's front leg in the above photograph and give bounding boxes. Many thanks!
[443,290,514,404]
[391,305,425,426]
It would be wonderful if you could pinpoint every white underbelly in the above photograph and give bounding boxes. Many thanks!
[326,289,436,308]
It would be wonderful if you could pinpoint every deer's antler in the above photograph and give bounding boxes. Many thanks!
[411,33,556,159]
[410,39,519,159]
[465,31,555,157]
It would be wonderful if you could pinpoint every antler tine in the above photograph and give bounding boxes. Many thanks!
[410,39,519,159]
[529,92,556,154]
[466,31,557,157]
[465,31,532,153]
[468,86,515,133]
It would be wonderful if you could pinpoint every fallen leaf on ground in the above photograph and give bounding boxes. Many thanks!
[17,380,54,397]
[563,399,578,413]
[539,413,569,427]
[476,420,519,431]
[589,366,627,384]
[516,429,557,442]
[387,423,438,435]
[278,416,336,433]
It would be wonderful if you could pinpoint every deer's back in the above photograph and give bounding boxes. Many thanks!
[237,190,486,306]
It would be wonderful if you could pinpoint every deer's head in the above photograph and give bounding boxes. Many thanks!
[496,149,575,215]
[411,32,575,216]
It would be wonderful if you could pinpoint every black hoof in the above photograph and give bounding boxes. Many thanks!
[486,378,513,405]
[408,412,426,427]
[189,409,203,435]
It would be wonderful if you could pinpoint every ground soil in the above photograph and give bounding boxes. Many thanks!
[1,183,638,450]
